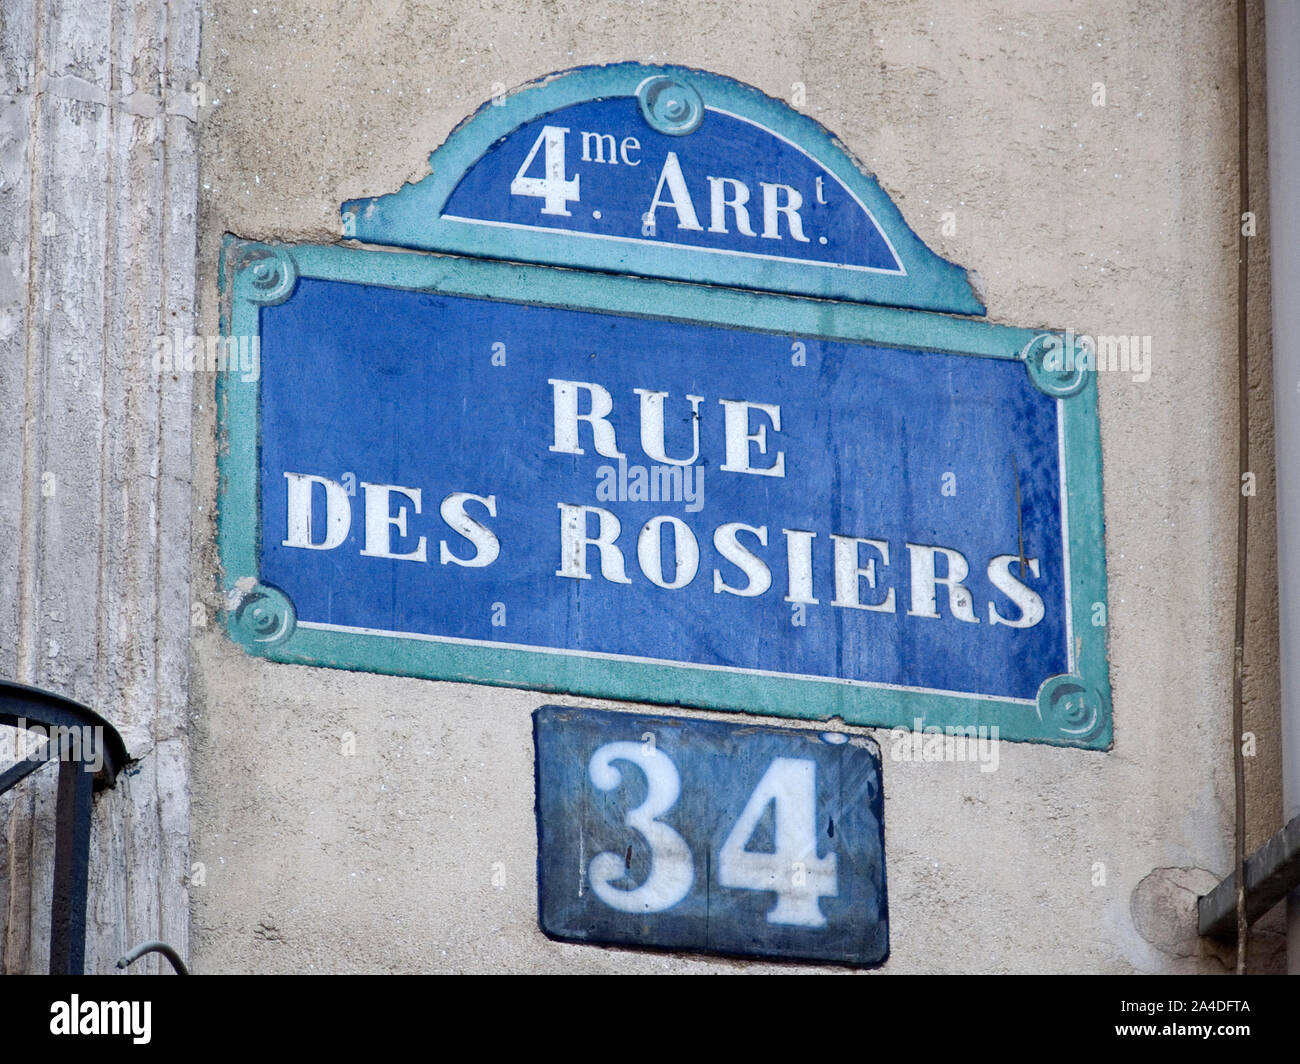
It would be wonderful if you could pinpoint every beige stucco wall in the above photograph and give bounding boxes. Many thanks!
[188,0,1284,972]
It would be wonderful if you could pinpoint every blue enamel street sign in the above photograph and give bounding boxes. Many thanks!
[342,64,983,314]
[533,706,888,967]
[440,98,904,274]
[217,64,1111,748]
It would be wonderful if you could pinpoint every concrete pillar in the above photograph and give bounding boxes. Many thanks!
[0,0,198,973]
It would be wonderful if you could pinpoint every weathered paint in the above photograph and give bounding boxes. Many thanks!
[217,236,1111,747]
[534,705,888,966]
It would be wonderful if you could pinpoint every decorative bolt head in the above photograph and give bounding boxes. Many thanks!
[251,260,278,288]
[237,244,299,306]
[1036,673,1108,744]
[231,584,297,647]
[1020,332,1088,398]
[638,75,704,136]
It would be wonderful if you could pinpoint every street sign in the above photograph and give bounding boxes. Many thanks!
[218,63,1111,748]
[342,65,983,314]
[533,705,888,967]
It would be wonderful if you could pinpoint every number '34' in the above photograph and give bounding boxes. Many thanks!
[586,742,837,927]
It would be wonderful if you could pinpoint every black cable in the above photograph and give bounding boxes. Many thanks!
[1234,0,1251,977]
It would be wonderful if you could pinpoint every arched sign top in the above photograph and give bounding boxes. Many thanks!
[341,63,985,315]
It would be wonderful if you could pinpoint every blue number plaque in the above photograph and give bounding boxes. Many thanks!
[533,705,888,967]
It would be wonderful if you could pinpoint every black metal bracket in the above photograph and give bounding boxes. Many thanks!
[1198,813,1300,940]
[0,678,129,975]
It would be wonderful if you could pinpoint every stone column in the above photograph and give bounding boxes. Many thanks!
[0,0,198,973]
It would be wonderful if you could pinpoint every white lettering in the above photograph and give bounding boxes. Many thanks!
[707,176,756,236]
[830,535,895,612]
[986,555,1045,628]
[760,182,810,242]
[637,515,700,589]
[783,529,818,604]
[282,472,351,551]
[906,543,978,623]
[556,504,631,583]
[360,482,427,562]
[548,379,625,458]
[719,398,785,477]
[713,523,771,597]
[646,152,702,232]
[438,492,499,567]
[634,389,703,466]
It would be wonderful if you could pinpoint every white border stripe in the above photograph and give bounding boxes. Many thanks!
[708,106,907,275]
[1058,398,1074,673]
[441,215,906,276]
[296,619,1038,706]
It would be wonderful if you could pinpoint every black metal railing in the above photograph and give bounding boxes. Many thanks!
[0,679,128,975]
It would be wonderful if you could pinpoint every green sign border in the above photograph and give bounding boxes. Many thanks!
[217,238,1112,749]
